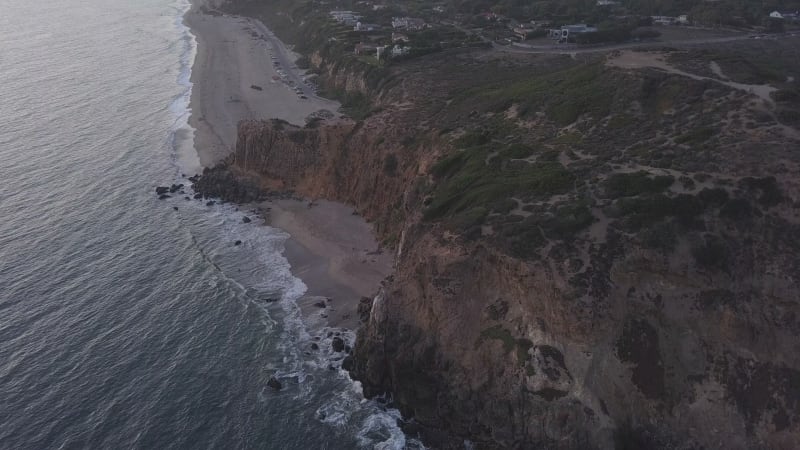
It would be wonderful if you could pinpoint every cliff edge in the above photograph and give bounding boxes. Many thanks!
[200,42,800,449]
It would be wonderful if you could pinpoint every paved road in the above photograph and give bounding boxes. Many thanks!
[494,32,797,54]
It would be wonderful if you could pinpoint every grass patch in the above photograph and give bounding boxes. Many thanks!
[425,145,574,222]
[609,193,705,231]
[457,63,617,125]
[554,131,584,146]
[608,113,635,129]
[478,325,516,353]
[603,171,674,198]
[539,202,595,239]
[501,144,535,159]
[740,176,783,207]
[675,127,714,145]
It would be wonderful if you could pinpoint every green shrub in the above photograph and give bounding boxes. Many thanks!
[641,220,678,252]
[603,171,674,198]
[478,325,516,352]
[675,127,714,145]
[613,193,704,230]
[502,144,535,159]
[692,235,730,271]
[719,198,756,219]
[383,153,398,175]
[608,114,635,129]
[740,176,783,206]
[698,188,729,206]
[540,202,595,239]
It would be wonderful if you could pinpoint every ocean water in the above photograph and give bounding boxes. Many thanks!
[0,0,419,448]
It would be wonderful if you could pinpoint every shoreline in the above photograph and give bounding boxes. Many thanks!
[261,199,393,329]
[182,4,391,331]
[184,5,339,167]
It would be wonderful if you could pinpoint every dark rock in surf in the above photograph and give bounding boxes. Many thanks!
[194,193,203,199]
[206,201,215,206]
[155,186,169,195]
[342,356,354,371]
[267,376,282,391]
[234,240,242,246]
[242,216,252,223]
[332,337,345,353]
[310,343,319,351]
[313,301,327,308]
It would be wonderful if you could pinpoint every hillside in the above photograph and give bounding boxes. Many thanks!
[195,2,800,447]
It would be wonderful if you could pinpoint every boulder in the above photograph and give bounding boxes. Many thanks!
[242,216,252,224]
[267,376,282,391]
[193,193,203,199]
[155,186,169,195]
[169,183,184,193]
[206,201,215,206]
[331,337,345,353]
[342,355,354,371]
[310,343,319,351]
[234,240,242,246]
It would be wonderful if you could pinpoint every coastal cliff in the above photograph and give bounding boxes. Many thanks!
[197,35,800,449]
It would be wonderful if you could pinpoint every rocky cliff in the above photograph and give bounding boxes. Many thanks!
[201,43,800,449]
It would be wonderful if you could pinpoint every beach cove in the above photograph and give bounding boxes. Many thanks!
[184,1,395,380]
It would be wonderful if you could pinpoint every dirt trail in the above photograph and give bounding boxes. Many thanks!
[607,51,778,105]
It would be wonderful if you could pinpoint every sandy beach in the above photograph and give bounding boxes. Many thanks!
[185,8,339,167]
[262,200,394,329]
[184,4,391,330]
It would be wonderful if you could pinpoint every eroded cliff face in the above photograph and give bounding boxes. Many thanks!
[355,224,800,449]
[205,47,800,449]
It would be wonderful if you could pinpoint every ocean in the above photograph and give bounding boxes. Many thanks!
[0,0,419,448]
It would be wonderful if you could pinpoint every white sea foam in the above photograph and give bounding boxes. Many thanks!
[168,0,201,176]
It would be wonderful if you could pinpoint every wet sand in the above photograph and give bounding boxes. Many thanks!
[261,199,394,329]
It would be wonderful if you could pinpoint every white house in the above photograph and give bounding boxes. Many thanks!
[354,22,380,31]
[549,24,597,42]
[651,15,676,25]
[392,17,426,30]
[770,10,799,20]
[391,45,411,57]
[330,11,361,25]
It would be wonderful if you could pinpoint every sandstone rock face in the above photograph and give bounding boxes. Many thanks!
[354,229,800,449]
[217,53,800,449]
